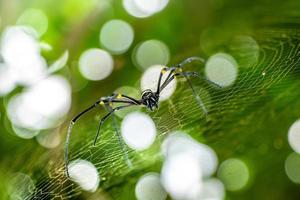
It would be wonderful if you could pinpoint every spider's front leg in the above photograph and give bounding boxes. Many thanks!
[161,70,209,116]
[157,57,222,116]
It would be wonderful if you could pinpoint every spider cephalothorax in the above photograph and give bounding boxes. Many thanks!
[65,56,222,177]
[141,89,159,111]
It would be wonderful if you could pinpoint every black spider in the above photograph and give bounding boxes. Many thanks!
[64,56,221,177]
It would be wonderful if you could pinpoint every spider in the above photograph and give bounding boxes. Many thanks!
[64,56,221,177]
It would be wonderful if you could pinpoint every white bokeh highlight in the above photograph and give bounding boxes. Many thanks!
[134,40,170,70]
[7,75,71,131]
[0,63,16,96]
[135,173,167,200]
[205,53,238,87]
[11,125,40,139]
[68,159,100,192]
[0,26,47,86]
[123,0,169,18]
[161,131,218,177]
[288,119,300,153]
[100,20,134,54]
[79,48,113,81]
[199,178,225,200]
[121,112,156,150]
[141,65,176,101]
[161,152,203,200]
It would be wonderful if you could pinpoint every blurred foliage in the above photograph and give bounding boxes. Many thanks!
[1,0,300,199]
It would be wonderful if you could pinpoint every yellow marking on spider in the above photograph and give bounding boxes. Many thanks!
[100,101,105,106]
[161,68,167,74]
[109,102,113,106]
[178,68,183,72]
[117,94,123,99]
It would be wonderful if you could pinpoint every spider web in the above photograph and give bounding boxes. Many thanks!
[12,25,300,199]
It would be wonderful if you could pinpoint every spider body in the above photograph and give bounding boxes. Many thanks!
[65,56,222,177]
[141,89,159,111]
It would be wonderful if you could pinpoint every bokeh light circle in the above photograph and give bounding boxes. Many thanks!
[141,65,176,101]
[36,129,61,149]
[161,152,203,200]
[0,63,16,96]
[229,35,260,68]
[162,131,218,177]
[79,48,114,81]
[8,173,35,200]
[217,158,249,191]
[200,178,225,200]
[285,152,300,184]
[135,173,167,200]
[288,119,300,153]
[16,8,48,37]
[7,75,71,131]
[133,40,170,70]
[205,53,238,87]
[68,159,100,192]
[100,20,134,54]
[135,0,169,14]
[123,0,152,18]
[1,26,47,86]
[121,112,156,150]
[123,0,169,18]
[12,124,40,139]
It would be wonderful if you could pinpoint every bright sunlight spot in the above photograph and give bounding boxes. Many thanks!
[123,0,169,18]
[288,119,300,153]
[68,159,100,192]
[7,75,71,131]
[205,53,238,87]
[162,131,218,177]
[161,152,203,200]
[100,20,134,54]
[135,172,167,200]
[79,48,114,81]
[199,178,225,200]
[133,39,170,70]
[121,112,156,150]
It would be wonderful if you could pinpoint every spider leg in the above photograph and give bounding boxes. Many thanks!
[177,56,206,68]
[95,93,136,168]
[182,71,222,88]
[159,71,221,116]
[182,72,208,116]
[65,100,101,177]
[65,93,140,177]
[156,67,176,94]
[93,104,135,146]
[107,104,133,168]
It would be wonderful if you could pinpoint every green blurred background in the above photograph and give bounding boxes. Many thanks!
[1,0,300,199]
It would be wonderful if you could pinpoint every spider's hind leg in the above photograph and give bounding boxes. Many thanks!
[95,94,134,168]
[176,56,206,69]
[108,105,133,168]
[180,72,209,116]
